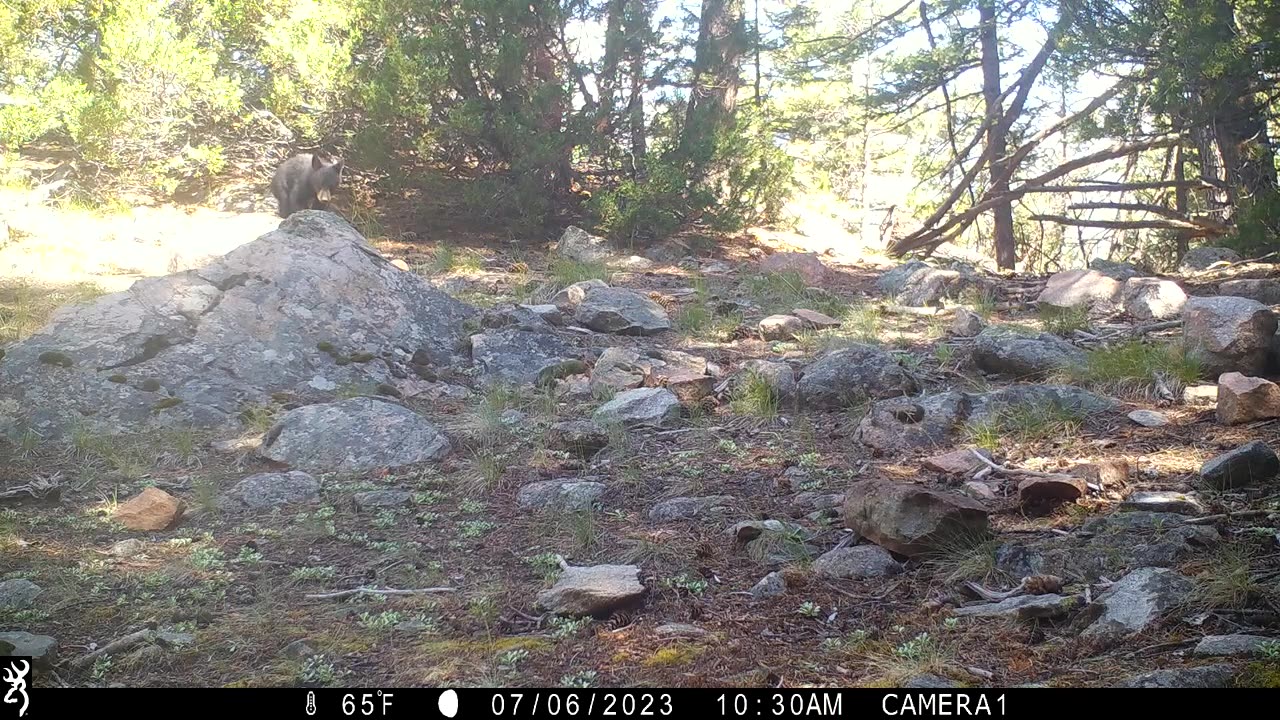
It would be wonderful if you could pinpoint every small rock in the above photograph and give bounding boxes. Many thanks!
[797,344,920,409]
[1120,491,1206,515]
[1089,258,1145,281]
[948,308,986,337]
[877,260,988,307]
[223,471,320,511]
[759,314,804,341]
[1180,246,1241,272]
[520,304,565,326]
[0,631,58,668]
[649,495,736,522]
[389,258,411,271]
[535,564,645,616]
[750,571,788,600]
[961,481,998,502]
[1183,384,1219,405]
[593,387,682,429]
[353,490,412,510]
[1018,475,1087,506]
[552,279,609,311]
[811,546,903,579]
[1199,440,1279,490]
[0,579,42,609]
[1122,277,1187,320]
[740,360,797,404]
[156,630,195,647]
[843,480,989,557]
[792,308,841,329]
[972,327,1087,378]
[1216,372,1280,425]
[555,226,611,263]
[282,639,318,660]
[589,347,649,396]
[952,593,1080,620]
[1081,567,1193,640]
[923,448,991,475]
[653,623,708,639]
[1127,409,1169,428]
[1193,634,1273,658]
[211,436,262,453]
[1119,664,1238,688]
[729,519,809,544]
[901,674,958,688]
[109,538,147,557]
[547,420,610,457]
[516,479,607,512]
[759,252,829,285]
[116,487,185,531]
[609,255,655,272]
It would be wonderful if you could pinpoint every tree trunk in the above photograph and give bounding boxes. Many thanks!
[679,0,745,184]
[527,7,571,201]
[979,0,1016,270]
[596,0,626,137]
[624,0,649,178]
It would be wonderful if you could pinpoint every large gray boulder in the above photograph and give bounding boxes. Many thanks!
[555,226,611,263]
[876,260,990,307]
[1182,296,1277,376]
[574,287,670,336]
[593,387,682,429]
[811,545,903,579]
[222,471,320,511]
[260,397,450,473]
[0,211,476,441]
[797,345,919,409]
[1199,440,1279,490]
[470,328,582,387]
[972,327,1087,378]
[516,479,607,512]
[1081,567,1193,640]
[1036,269,1121,312]
[1180,247,1241,272]
[843,480,989,557]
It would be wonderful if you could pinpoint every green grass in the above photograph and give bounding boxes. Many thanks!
[425,244,484,274]
[1064,341,1202,394]
[731,370,781,418]
[1038,304,1090,335]
[744,271,847,318]
[550,257,611,287]
[962,287,999,319]
[924,529,1001,583]
[964,402,1087,451]
[1192,543,1269,611]
[0,279,106,345]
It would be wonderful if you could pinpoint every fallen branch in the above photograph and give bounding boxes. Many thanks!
[1185,509,1274,525]
[878,304,955,317]
[0,476,62,505]
[70,628,155,671]
[304,586,455,600]
[1093,320,1182,340]
[969,450,1075,479]
[1027,214,1221,233]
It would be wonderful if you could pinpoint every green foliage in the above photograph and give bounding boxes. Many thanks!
[1068,341,1203,392]
[731,370,781,418]
[965,401,1087,450]
[1039,305,1089,336]
[588,159,689,243]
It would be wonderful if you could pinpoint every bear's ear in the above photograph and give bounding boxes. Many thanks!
[311,154,324,170]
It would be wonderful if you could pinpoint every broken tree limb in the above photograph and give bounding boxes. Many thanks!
[70,628,156,671]
[304,586,456,600]
[969,449,1076,479]
[1018,180,1220,194]
[1028,213,1225,235]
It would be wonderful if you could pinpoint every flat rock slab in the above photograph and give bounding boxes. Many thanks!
[649,495,736,522]
[760,252,829,285]
[1036,269,1121,311]
[546,420,610,457]
[1127,409,1169,428]
[901,674,959,688]
[1118,664,1238,688]
[1180,247,1240,271]
[516,479,607,512]
[223,471,319,511]
[1193,634,1275,657]
[0,211,476,441]
[792,308,841,329]
[353,490,413,510]
[972,327,1087,378]
[923,448,991,475]
[996,512,1218,582]
[536,564,645,616]
[0,579,42,609]
[797,344,920,409]
[470,328,581,386]
[116,487,185,531]
[952,593,1080,620]
[260,397,450,473]
[0,631,58,668]
[811,545,903,579]
[553,279,609,311]
[1082,566,1193,640]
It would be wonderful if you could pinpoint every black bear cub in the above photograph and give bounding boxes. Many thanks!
[271,153,344,218]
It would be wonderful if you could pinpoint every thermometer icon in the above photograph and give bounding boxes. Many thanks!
[306,691,317,716]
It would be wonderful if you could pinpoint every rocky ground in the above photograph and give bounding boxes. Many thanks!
[1,211,1279,689]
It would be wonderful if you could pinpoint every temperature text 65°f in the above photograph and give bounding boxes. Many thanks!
[343,691,394,716]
